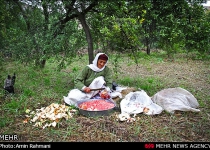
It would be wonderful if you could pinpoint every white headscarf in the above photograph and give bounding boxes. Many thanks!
[87,53,108,72]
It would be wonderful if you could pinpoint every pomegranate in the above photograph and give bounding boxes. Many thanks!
[100,90,110,99]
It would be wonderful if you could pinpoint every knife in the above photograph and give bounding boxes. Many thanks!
[90,88,105,91]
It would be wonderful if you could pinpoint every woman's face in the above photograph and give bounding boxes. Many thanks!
[97,59,107,69]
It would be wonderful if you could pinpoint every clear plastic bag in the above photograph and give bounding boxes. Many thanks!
[120,90,163,115]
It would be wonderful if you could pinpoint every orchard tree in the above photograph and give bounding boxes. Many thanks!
[3,0,100,67]
[1,0,209,69]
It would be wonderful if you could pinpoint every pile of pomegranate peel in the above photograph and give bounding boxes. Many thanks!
[23,103,77,129]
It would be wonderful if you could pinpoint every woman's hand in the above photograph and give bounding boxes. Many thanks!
[84,87,91,93]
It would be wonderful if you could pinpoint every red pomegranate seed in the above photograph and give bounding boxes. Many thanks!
[79,100,115,111]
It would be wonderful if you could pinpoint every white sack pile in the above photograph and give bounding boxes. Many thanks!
[117,87,200,122]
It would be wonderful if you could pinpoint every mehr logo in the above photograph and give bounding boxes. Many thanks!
[0,134,19,141]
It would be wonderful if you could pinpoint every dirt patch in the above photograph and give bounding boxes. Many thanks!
[117,59,210,97]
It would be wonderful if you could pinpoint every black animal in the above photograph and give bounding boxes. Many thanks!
[4,73,16,94]
[112,81,118,90]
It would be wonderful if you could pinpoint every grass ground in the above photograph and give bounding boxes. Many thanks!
[0,51,210,142]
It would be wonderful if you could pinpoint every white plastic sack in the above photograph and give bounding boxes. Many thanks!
[111,91,122,98]
[115,86,127,92]
[110,86,126,99]
[151,87,200,114]
[87,76,106,98]
[120,90,163,115]
[63,89,88,106]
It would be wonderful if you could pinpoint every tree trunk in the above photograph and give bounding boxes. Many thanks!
[146,38,151,55]
[78,13,94,64]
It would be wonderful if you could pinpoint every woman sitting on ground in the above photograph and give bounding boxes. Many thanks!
[64,52,113,106]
